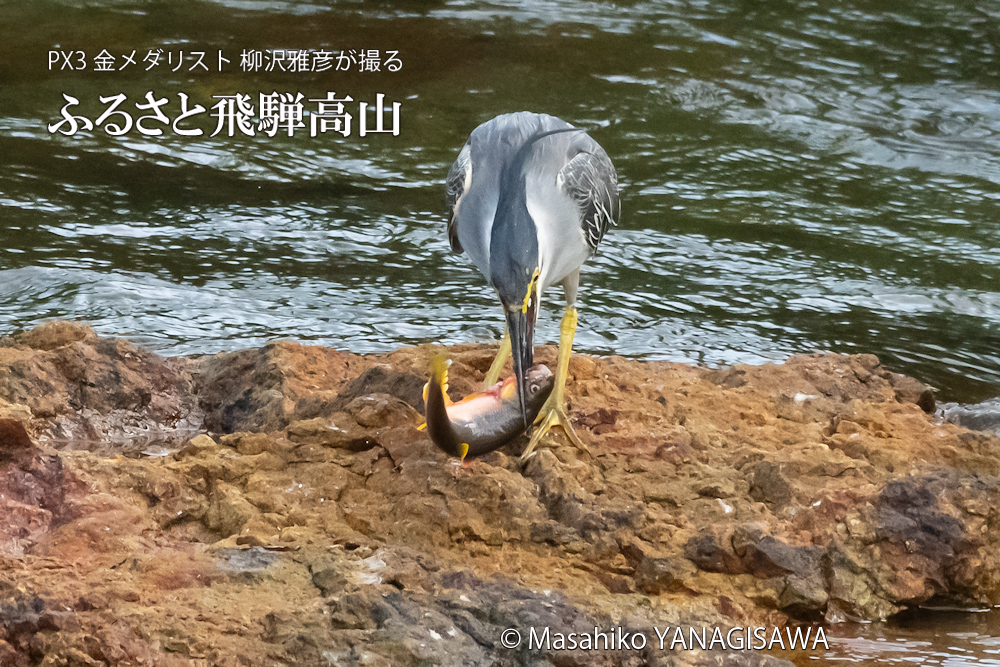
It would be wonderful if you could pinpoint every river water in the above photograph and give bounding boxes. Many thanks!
[1,0,1000,659]
[2,0,999,406]
[787,609,1000,667]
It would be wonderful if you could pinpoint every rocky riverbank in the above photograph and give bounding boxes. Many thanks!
[1,321,999,666]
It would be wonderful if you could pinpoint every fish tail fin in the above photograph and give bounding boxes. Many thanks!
[430,353,449,384]
[424,353,465,459]
[429,354,453,405]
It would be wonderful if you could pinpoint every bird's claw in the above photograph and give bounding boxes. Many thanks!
[519,402,588,463]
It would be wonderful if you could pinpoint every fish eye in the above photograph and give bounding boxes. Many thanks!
[529,382,540,394]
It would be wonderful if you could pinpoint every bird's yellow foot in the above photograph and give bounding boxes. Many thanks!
[519,394,588,462]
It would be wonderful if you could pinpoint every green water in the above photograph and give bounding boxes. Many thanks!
[1,0,998,408]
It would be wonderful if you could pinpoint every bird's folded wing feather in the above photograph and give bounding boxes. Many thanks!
[559,148,620,251]
[445,143,471,254]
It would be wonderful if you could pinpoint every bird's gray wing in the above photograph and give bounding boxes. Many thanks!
[445,143,471,254]
[558,146,620,251]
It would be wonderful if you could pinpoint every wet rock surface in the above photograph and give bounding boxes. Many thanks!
[940,397,1000,436]
[0,321,201,452]
[2,323,999,666]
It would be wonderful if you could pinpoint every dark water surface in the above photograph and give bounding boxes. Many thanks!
[785,609,1000,667]
[2,2,1000,659]
[1,0,999,408]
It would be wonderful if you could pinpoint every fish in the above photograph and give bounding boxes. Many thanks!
[422,355,555,462]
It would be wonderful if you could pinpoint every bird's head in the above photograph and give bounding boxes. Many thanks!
[490,187,540,432]
[489,125,582,430]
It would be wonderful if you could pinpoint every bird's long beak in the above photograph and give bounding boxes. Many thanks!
[505,298,536,430]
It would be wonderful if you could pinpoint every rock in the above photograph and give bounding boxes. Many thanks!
[732,526,821,579]
[327,591,382,630]
[0,422,71,556]
[684,534,746,575]
[1,324,999,665]
[311,566,348,596]
[824,547,899,621]
[747,461,793,506]
[729,526,828,613]
[781,573,829,615]
[0,419,33,461]
[0,324,199,448]
[698,478,737,499]
[15,321,94,351]
[577,407,619,432]
[705,367,748,388]
[218,431,275,455]
[873,476,975,603]
[656,441,699,464]
[188,433,216,447]
[343,393,418,428]
[214,547,282,577]
[940,398,1000,435]
[634,553,696,594]
[0,400,32,428]
[889,373,936,413]
[196,341,358,433]
[204,483,258,537]
[329,366,428,415]
[176,433,217,458]
[285,416,377,450]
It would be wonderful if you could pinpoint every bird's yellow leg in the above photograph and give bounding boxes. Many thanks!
[483,329,511,388]
[520,306,587,462]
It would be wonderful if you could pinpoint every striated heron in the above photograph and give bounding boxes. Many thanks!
[444,111,620,460]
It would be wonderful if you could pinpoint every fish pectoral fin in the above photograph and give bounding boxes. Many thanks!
[459,442,470,464]
[416,422,426,431]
